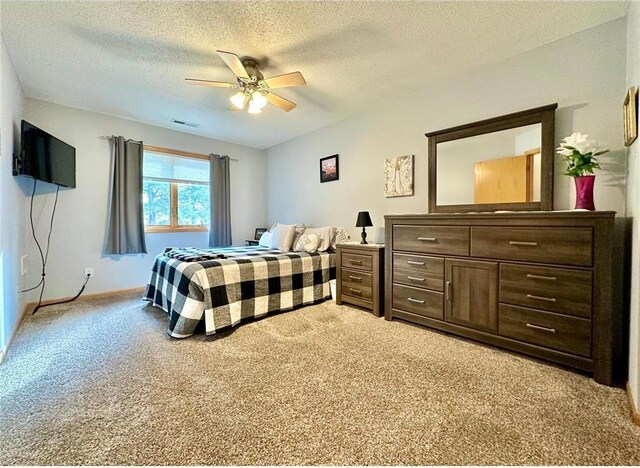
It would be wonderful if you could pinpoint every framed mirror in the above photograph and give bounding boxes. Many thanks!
[427,104,557,213]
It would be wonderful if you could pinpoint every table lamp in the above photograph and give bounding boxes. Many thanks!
[356,211,373,244]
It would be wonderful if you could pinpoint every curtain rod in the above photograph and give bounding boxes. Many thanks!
[97,136,239,161]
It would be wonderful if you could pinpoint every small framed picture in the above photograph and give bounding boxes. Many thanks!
[624,86,638,147]
[254,228,267,240]
[320,154,339,183]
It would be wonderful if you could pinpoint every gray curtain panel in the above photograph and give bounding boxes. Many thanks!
[209,154,232,247]
[105,136,147,254]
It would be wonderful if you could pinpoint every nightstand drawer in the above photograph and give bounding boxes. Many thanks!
[341,251,373,271]
[341,268,372,288]
[500,264,592,318]
[342,284,373,301]
[393,284,443,320]
[336,244,384,317]
[393,225,469,256]
[393,254,444,291]
[472,227,592,267]
[499,304,591,357]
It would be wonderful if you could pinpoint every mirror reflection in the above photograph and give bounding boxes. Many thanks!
[437,124,542,206]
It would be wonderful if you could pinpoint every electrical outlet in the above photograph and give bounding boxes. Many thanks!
[84,268,94,278]
[20,255,28,276]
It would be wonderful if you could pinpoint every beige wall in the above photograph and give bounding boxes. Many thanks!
[267,18,635,393]
[625,0,640,412]
[267,19,627,245]
[21,99,268,301]
[0,34,28,359]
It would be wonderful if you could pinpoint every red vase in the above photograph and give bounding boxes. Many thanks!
[574,175,596,211]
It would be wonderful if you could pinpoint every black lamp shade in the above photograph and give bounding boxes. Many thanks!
[356,211,373,227]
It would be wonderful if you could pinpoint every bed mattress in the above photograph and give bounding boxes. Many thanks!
[143,246,336,338]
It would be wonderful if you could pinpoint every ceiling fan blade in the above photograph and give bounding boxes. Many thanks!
[266,92,297,112]
[229,105,242,111]
[217,50,250,79]
[185,78,236,88]
[262,71,306,89]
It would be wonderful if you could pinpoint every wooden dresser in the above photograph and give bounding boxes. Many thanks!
[336,243,385,317]
[384,211,621,386]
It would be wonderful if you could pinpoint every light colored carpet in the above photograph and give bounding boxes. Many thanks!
[1,291,639,466]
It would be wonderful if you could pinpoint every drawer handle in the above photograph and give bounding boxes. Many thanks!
[348,275,363,281]
[407,260,425,266]
[526,323,557,333]
[509,241,538,247]
[526,274,557,281]
[349,288,362,294]
[407,276,425,282]
[526,294,557,303]
[407,297,425,304]
[350,260,363,265]
[417,237,437,242]
[446,281,452,301]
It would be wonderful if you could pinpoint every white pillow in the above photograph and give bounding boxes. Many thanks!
[290,223,307,249]
[304,226,335,252]
[331,227,351,250]
[294,233,320,253]
[270,223,296,252]
[258,231,273,247]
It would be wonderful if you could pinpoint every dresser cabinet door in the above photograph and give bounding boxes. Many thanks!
[445,259,498,333]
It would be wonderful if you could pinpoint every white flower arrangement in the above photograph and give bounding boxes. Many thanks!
[556,132,608,178]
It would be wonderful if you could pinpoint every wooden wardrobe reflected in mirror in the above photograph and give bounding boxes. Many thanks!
[427,104,557,213]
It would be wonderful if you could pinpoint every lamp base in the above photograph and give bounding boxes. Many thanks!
[360,227,368,244]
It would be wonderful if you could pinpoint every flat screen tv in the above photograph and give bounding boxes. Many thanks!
[17,120,76,188]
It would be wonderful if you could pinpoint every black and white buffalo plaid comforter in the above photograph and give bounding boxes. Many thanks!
[143,246,336,338]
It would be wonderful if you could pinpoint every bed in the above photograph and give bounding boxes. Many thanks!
[143,245,336,338]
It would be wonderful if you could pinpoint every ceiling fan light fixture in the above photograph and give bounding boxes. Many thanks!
[187,50,305,113]
[251,91,268,109]
[230,91,246,109]
[248,100,262,114]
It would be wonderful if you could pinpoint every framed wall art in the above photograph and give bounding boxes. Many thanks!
[624,86,638,147]
[384,154,414,197]
[254,228,267,240]
[320,154,339,183]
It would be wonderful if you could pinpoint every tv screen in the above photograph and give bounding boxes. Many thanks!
[19,120,76,188]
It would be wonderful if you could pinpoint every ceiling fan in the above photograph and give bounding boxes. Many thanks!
[185,50,306,114]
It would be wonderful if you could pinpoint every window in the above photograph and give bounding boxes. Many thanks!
[142,147,210,232]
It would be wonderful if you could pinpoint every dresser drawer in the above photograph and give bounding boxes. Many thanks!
[341,268,372,288]
[393,254,444,291]
[341,251,373,271]
[500,264,592,318]
[472,227,592,267]
[393,225,469,256]
[499,304,591,357]
[392,284,443,320]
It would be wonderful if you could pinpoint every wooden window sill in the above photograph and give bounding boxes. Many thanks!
[145,226,208,233]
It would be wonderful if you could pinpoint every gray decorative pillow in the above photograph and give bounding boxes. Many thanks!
[332,227,351,250]
[294,233,320,253]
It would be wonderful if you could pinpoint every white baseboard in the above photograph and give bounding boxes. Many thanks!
[0,299,30,366]
[628,382,640,426]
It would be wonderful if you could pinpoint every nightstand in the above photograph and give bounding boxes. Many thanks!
[336,243,385,317]
[245,239,260,246]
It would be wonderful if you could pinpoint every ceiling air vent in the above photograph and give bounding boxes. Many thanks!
[171,119,199,128]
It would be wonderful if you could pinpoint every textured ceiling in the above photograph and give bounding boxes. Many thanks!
[1,1,629,149]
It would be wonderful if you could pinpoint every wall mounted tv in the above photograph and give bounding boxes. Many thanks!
[16,120,76,188]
